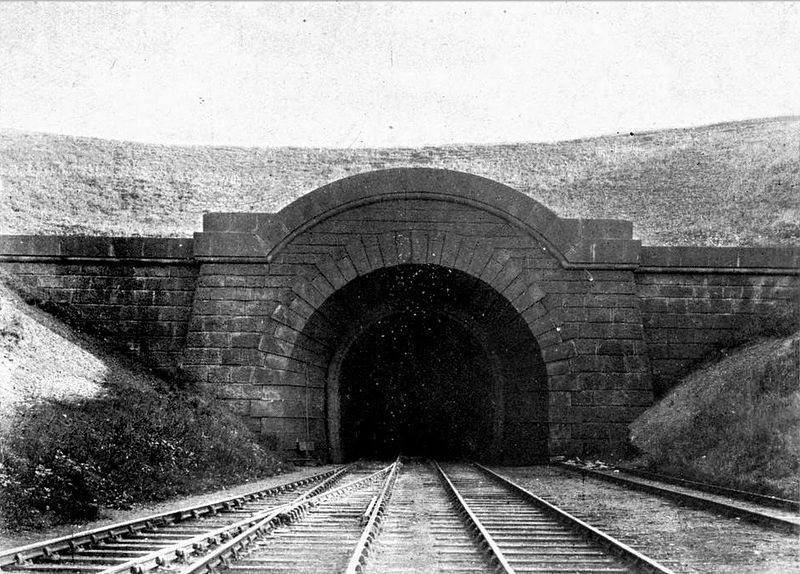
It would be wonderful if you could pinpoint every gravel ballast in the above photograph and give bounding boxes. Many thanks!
[493,465,800,574]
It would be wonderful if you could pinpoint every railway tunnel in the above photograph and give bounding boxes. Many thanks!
[185,168,655,464]
[303,264,548,463]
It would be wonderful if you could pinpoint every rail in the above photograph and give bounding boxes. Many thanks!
[342,457,401,574]
[175,461,396,574]
[475,463,676,574]
[555,462,800,534]
[613,465,800,512]
[434,461,515,574]
[0,466,347,569]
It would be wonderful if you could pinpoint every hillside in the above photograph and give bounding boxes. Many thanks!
[629,331,800,499]
[0,282,282,530]
[0,282,104,435]
[1,116,798,246]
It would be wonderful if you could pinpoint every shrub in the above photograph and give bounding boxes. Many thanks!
[0,384,282,529]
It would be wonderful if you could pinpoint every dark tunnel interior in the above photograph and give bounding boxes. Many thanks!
[338,310,497,461]
[300,264,549,464]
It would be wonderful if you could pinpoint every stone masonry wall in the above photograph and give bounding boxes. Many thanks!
[185,178,652,460]
[636,246,800,396]
[0,235,197,374]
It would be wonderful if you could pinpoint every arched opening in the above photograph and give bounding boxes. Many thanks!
[297,264,549,464]
[339,310,496,460]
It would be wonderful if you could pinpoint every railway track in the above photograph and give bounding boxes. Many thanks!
[0,464,357,574]
[555,462,800,533]
[176,459,399,574]
[611,465,800,512]
[1,460,683,574]
[368,460,495,573]
[436,462,671,574]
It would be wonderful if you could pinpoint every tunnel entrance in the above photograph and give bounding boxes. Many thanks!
[339,310,496,460]
[300,264,549,464]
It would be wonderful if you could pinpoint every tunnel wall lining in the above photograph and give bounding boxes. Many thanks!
[0,169,798,460]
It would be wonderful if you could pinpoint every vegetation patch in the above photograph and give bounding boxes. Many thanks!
[0,382,282,530]
[629,331,800,499]
[0,285,283,531]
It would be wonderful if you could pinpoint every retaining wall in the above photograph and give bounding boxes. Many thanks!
[0,235,198,374]
[636,246,799,395]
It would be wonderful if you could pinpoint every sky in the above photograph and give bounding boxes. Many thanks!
[1,1,799,148]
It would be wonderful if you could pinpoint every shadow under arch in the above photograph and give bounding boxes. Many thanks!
[293,263,549,464]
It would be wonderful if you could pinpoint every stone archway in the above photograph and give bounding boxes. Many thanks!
[185,168,654,461]
[293,264,549,463]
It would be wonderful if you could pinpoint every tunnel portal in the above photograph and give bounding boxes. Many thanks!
[304,264,549,464]
[180,168,659,460]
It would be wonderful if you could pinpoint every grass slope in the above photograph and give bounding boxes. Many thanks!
[0,283,105,435]
[0,283,282,530]
[1,116,798,245]
[629,331,800,499]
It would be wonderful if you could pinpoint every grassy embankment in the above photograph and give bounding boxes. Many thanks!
[630,331,800,500]
[1,115,799,246]
[0,283,283,531]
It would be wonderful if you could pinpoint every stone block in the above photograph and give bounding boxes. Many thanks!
[455,236,478,270]
[359,234,383,269]
[221,348,263,366]
[379,232,399,266]
[192,316,231,332]
[306,275,333,301]
[182,348,221,365]
[0,235,63,256]
[186,332,229,348]
[316,258,347,289]
[492,263,520,293]
[216,383,261,400]
[545,359,571,376]
[439,233,462,268]
[466,245,494,277]
[549,391,571,411]
[547,374,578,391]
[500,275,525,302]
[410,230,427,264]
[259,417,326,450]
[479,255,505,285]
[521,302,548,324]
[227,366,255,383]
[335,255,357,283]
[343,240,370,275]
[239,300,274,317]
[253,368,316,387]
[425,231,445,265]
[250,387,324,418]
[291,281,325,309]
[578,323,644,340]
[541,343,576,362]
[259,335,295,357]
